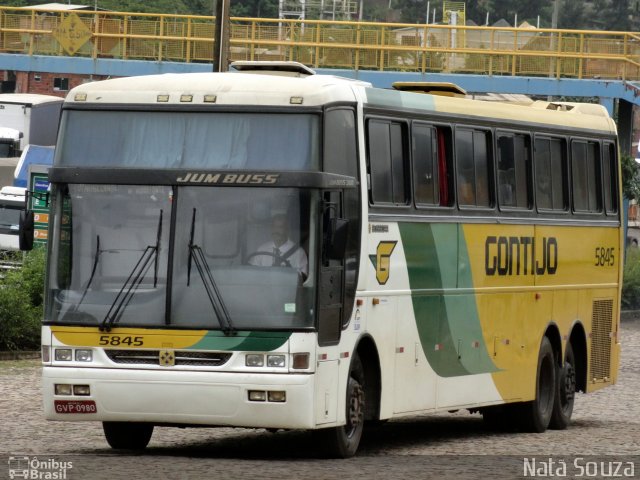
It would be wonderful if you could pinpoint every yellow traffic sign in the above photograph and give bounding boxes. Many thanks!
[53,13,92,56]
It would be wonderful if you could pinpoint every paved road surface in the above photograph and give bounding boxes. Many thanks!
[1,320,639,479]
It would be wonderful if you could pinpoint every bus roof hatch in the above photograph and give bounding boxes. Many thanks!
[230,61,316,77]
[392,82,467,97]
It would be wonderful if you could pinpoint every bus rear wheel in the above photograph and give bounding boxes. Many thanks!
[103,422,154,450]
[549,342,576,430]
[519,336,556,433]
[319,354,365,458]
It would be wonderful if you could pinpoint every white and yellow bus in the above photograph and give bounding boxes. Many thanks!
[34,62,621,457]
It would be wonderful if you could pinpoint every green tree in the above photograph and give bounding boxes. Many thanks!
[0,248,46,351]
[230,0,279,18]
[621,154,640,200]
[558,0,587,29]
[489,0,552,25]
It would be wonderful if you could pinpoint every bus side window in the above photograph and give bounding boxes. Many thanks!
[412,123,453,207]
[497,132,532,209]
[571,140,602,213]
[455,128,492,208]
[535,137,568,212]
[367,118,408,205]
[603,142,618,215]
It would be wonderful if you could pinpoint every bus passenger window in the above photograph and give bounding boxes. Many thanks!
[455,128,491,208]
[571,140,601,213]
[412,124,452,207]
[367,119,408,205]
[497,132,531,209]
[535,137,567,211]
[603,142,618,215]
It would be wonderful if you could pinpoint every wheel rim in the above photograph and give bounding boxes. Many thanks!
[560,362,576,409]
[345,378,364,439]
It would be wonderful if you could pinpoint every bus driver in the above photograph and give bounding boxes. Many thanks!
[248,214,308,277]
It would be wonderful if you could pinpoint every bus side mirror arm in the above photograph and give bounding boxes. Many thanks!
[325,217,349,261]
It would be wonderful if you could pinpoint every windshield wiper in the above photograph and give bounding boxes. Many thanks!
[187,208,235,336]
[71,234,101,312]
[100,210,163,332]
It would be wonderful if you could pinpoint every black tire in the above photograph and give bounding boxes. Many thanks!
[549,342,576,430]
[518,336,556,433]
[103,422,154,450]
[318,354,365,458]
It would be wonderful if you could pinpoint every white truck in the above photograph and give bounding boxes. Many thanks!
[0,93,63,158]
[0,185,26,251]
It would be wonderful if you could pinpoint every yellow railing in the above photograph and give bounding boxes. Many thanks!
[1,7,639,80]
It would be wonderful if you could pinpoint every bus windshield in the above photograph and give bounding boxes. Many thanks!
[46,184,317,330]
[56,110,321,170]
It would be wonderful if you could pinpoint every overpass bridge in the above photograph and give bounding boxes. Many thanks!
[1,6,639,151]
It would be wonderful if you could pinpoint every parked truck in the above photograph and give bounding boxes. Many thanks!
[0,93,63,157]
[0,185,25,251]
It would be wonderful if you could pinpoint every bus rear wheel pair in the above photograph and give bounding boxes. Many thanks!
[483,336,576,433]
[523,337,577,432]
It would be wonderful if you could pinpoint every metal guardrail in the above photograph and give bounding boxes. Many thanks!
[1,7,639,80]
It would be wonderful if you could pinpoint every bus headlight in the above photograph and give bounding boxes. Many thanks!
[248,390,266,401]
[54,384,72,395]
[267,355,286,368]
[268,391,286,402]
[245,354,264,367]
[73,385,91,396]
[75,349,93,362]
[54,349,72,361]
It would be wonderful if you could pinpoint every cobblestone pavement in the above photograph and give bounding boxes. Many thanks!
[1,321,639,480]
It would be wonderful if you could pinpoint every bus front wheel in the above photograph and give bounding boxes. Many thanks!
[519,336,556,433]
[103,422,154,450]
[319,354,365,458]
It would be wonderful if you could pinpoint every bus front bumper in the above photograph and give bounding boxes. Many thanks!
[42,366,316,429]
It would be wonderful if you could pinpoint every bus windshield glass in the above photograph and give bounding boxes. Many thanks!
[46,184,317,330]
[56,110,321,170]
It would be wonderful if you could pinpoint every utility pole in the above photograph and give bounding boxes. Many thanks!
[213,0,231,72]
[551,0,559,30]
[548,0,559,100]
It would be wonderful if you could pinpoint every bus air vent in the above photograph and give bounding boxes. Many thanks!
[391,82,467,97]
[230,61,316,77]
[590,299,613,382]
[105,350,232,367]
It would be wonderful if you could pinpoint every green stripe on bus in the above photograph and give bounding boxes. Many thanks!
[190,331,291,351]
[399,223,498,377]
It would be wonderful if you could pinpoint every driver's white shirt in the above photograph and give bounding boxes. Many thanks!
[249,239,308,277]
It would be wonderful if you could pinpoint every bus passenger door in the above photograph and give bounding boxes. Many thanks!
[317,191,346,346]
[315,191,348,425]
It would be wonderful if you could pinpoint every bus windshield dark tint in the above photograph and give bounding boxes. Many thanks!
[46,184,318,330]
[56,111,321,170]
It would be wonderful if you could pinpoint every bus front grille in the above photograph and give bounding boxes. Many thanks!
[105,349,232,367]
[589,299,613,382]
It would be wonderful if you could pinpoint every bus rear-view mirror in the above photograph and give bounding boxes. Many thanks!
[19,210,34,251]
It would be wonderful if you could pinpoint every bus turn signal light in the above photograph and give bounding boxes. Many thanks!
[292,353,309,369]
